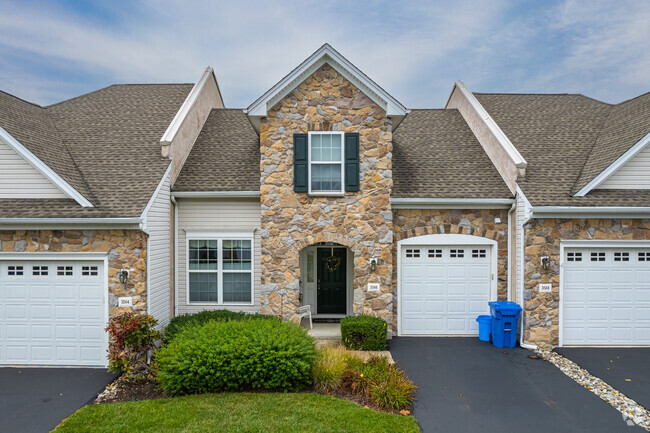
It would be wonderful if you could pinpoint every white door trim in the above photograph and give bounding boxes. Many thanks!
[397,233,499,336]
[559,240,650,347]
[0,253,109,367]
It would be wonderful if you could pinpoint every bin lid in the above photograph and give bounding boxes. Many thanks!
[488,301,522,314]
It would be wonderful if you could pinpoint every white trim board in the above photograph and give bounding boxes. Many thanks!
[446,81,527,171]
[390,198,514,209]
[246,44,408,131]
[172,191,260,198]
[396,233,499,337]
[160,67,216,146]
[0,126,93,207]
[575,131,650,196]
[530,206,650,219]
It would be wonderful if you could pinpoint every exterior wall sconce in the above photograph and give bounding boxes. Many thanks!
[540,256,550,270]
[117,269,129,286]
[369,258,377,272]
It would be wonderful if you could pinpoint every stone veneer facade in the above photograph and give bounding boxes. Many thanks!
[0,229,147,318]
[522,218,650,349]
[392,209,510,331]
[259,64,394,325]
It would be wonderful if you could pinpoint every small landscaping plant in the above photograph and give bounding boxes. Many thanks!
[106,312,161,379]
[341,314,388,350]
[156,318,316,395]
[312,346,364,392]
[346,356,417,412]
[312,346,417,413]
[163,309,277,342]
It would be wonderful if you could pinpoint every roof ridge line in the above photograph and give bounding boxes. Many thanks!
[614,91,650,106]
[569,105,615,194]
[0,89,43,108]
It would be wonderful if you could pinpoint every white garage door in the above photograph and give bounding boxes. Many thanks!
[563,247,650,346]
[0,260,107,366]
[400,245,492,335]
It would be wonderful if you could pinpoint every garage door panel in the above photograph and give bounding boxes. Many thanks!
[400,244,492,335]
[0,260,107,366]
[563,246,650,346]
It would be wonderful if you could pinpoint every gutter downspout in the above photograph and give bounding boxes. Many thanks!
[518,204,537,351]
[171,195,179,317]
[507,201,515,302]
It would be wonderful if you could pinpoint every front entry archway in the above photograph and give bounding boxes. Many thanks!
[299,243,353,318]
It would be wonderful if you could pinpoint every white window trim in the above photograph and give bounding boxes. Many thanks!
[186,233,255,306]
[308,131,345,195]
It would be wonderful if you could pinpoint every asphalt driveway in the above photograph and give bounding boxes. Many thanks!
[0,367,117,433]
[389,337,644,433]
[556,347,650,410]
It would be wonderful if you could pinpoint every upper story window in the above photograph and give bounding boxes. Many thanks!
[309,132,344,194]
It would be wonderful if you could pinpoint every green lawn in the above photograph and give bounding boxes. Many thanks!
[53,392,420,433]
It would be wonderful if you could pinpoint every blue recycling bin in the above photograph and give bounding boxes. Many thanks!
[489,301,522,348]
[476,315,492,342]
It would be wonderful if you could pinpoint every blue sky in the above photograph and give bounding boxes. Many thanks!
[1,0,648,108]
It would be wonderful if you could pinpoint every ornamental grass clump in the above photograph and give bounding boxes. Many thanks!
[340,315,388,350]
[156,318,316,395]
[311,346,364,392]
[343,356,417,412]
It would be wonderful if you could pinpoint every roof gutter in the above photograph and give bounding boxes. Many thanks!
[0,217,142,230]
[172,191,260,199]
[390,198,514,209]
[530,206,650,219]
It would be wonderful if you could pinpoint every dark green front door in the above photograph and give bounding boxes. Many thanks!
[317,247,346,314]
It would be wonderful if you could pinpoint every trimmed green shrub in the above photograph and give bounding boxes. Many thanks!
[163,310,277,343]
[340,315,387,350]
[156,318,316,395]
[312,346,364,392]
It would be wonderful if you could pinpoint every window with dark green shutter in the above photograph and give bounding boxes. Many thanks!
[293,133,308,192]
[344,133,359,191]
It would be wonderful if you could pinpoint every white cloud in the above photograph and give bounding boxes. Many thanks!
[0,0,647,106]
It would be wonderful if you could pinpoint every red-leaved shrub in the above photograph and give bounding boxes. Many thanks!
[106,312,161,378]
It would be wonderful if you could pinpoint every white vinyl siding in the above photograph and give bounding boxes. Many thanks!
[176,198,261,315]
[0,137,68,199]
[143,173,171,328]
[515,191,529,307]
[598,144,650,189]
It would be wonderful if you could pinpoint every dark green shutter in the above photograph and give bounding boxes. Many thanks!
[293,133,308,192]
[344,133,360,191]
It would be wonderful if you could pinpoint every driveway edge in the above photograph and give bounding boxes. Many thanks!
[539,350,650,431]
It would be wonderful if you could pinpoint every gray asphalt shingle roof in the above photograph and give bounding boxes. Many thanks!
[475,92,650,207]
[0,84,192,218]
[392,109,512,199]
[173,109,260,192]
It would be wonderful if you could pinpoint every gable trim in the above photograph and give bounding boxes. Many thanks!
[446,81,527,170]
[246,44,407,126]
[0,126,93,207]
[574,131,650,196]
[160,67,218,146]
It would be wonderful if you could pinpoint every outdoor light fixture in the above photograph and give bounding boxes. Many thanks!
[541,256,550,270]
[369,258,377,272]
[117,269,129,286]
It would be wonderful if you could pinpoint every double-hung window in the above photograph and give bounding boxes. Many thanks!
[188,235,253,305]
[309,131,344,194]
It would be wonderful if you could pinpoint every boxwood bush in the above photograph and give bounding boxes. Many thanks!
[156,318,316,395]
[163,310,277,343]
[341,315,387,351]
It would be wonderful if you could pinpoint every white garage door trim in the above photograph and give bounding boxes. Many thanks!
[559,240,650,347]
[397,234,498,336]
[0,252,109,367]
